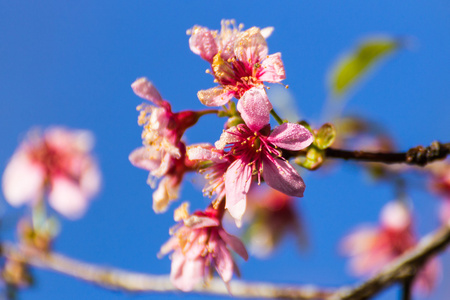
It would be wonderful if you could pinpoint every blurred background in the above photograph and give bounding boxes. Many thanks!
[0,1,450,299]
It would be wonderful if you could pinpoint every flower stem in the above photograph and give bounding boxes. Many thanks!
[198,109,220,117]
[270,109,283,125]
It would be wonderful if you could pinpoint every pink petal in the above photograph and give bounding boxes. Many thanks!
[262,157,305,197]
[215,127,241,150]
[186,144,226,163]
[2,153,45,206]
[237,87,272,132]
[189,26,218,62]
[414,257,441,295]
[79,163,101,198]
[234,27,268,65]
[258,53,286,83]
[218,229,249,261]
[170,252,205,292]
[225,160,252,221]
[260,27,274,39]
[197,87,234,107]
[131,77,163,105]
[214,240,234,283]
[128,147,161,171]
[187,215,220,229]
[152,177,179,213]
[170,251,205,292]
[267,123,313,151]
[380,201,411,231]
[340,227,379,256]
[49,176,88,219]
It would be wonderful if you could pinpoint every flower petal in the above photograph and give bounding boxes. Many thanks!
[170,251,205,292]
[260,26,274,39]
[234,27,268,64]
[197,87,234,107]
[128,147,162,171]
[131,77,163,105]
[186,144,226,163]
[225,160,252,221]
[268,123,313,151]
[215,127,241,150]
[258,53,286,83]
[189,26,218,63]
[262,157,305,197]
[152,177,179,213]
[237,87,272,132]
[2,153,45,206]
[218,229,249,261]
[214,240,234,283]
[49,176,88,219]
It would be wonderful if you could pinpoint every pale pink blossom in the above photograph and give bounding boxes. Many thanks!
[341,201,440,294]
[186,143,233,203]
[2,128,101,219]
[215,87,313,222]
[159,207,248,291]
[188,21,285,107]
[130,78,200,212]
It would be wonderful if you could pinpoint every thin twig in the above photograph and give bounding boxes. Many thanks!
[324,141,450,166]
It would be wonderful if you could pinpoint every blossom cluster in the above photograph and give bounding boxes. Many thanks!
[126,20,314,290]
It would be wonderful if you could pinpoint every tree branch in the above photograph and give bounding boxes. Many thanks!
[1,224,449,300]
[325,141,450,166]
[328,224,450,300]
[0,242,333,299]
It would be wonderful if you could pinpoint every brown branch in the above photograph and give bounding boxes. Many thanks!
[0,242,333,299]
[1,223,450,300]
[328,224,450,300]
[325,141,450,166]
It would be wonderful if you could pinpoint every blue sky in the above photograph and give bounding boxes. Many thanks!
[1,1,450,299]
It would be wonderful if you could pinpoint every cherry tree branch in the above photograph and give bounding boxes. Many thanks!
[0,242,333,299]
[325,141,450,166]
[2,224,450,300]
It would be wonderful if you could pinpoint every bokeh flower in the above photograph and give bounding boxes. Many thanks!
[341,201,440,294]
[2,127,101,219]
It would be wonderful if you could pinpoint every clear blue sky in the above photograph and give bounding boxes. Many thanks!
[1,1,450,299]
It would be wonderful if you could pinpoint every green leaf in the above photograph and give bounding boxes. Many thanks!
[328,36,402,98]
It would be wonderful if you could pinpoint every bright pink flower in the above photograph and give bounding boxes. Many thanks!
[2,127,101,219]
[341,201,440,294]
[215,87,313,222]
[188,21,285,107]
[159,207,248,291]
[130,78,200,212]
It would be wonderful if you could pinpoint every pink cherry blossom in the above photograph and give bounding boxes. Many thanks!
[186,143,233,204]
[2,127,101,219]
[215,87,313,222]
[341,201,440,294]
[159,207,248,291]
[130,78,200,212]
[188,21,285,107]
